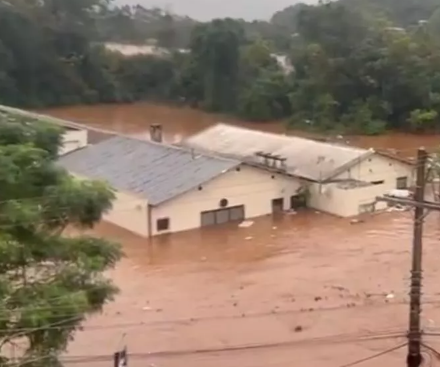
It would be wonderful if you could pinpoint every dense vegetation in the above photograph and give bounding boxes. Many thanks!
[0,0,439,134]
[0,108,122,366]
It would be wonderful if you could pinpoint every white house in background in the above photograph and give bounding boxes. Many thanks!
[104,43,170,57]
[58,130,303,237]
[270,54,293,74]
[181,124,416,217]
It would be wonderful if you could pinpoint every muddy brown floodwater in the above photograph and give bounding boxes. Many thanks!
[42,102,440,156]
[40,103,440,367]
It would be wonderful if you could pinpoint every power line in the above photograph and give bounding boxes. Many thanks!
[337,342,407,367]
[0,302,409,332]
[4,287,440,329]
[6,331,406,366]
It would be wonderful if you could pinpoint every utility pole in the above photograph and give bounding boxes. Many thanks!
[114,346,128,367]
[376,147,438,367]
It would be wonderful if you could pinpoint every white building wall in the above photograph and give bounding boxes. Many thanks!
[103,190,150,237]
[334,154,414,185]
[309,154,414,217]
[150,165,302,236]
[59,129,88,156]
[309,182,390,217]
[68,173,149,237]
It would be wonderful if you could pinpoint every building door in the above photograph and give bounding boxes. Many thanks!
[272,198,284,213]
[201,205,245,227]
[290,195,306,209]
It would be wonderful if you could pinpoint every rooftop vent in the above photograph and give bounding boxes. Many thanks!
[150,124,162,143]
[255,151,287,170]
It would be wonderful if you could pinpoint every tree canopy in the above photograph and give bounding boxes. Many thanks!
[0,110,122,366]
[0,0,439,133]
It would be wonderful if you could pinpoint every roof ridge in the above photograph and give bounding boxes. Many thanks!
[198,123,368,153]
[100,134,240,164]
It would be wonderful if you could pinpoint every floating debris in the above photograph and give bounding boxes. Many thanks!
[239,220,254,228]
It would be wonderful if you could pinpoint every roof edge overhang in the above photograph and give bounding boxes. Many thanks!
[150,162,241,207]
[320,150,375,183]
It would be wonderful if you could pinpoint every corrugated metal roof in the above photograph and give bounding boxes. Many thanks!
[182,124,371,181]
[58,136,240,205]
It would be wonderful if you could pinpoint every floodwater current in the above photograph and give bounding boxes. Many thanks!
[39,103,440,367]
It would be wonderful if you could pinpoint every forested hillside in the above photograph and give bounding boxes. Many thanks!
[0,0,439,134]
[272,0,440,35]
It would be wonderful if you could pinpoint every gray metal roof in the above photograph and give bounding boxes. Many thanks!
[58,136,240,205]
[182,124,371,182]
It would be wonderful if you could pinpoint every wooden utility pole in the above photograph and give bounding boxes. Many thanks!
[376,147,437,367]
[114,346,128,367]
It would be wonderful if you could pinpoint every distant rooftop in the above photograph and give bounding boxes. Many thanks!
[58,136,240,205]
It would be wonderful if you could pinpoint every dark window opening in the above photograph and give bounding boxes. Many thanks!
[272,198,284,213]
[201,206,245,227]
[359,203,375,214]
[371,180,384,185]
[396,176,408,189]
[156,218,170,231]
[219,198,228,207]
[290,195,306,209]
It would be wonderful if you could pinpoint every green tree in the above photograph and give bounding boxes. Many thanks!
[407,109,439,132]
[288,0,440,134]
[184,18,245,112]
[237,39,292,121]
[0,114,122,366]
[238,70,292,121]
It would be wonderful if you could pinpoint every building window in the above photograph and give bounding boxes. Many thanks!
[156,218,169,231]
[219,198,228,207]
[201,206,245,227]
[396,176,408,189]
[371,180,384,185]
[359,203,375,214]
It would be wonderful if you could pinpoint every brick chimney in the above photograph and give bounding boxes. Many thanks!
[150,124,162,143]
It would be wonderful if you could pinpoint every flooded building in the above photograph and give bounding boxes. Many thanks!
[58,127,302,237]
[0,105,89,156]
[182,124,415,217]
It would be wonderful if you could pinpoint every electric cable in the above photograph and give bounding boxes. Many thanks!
[0,291,428,330]
[336,342,407,367]
[0,302,408,333]
[5,331,406,366]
